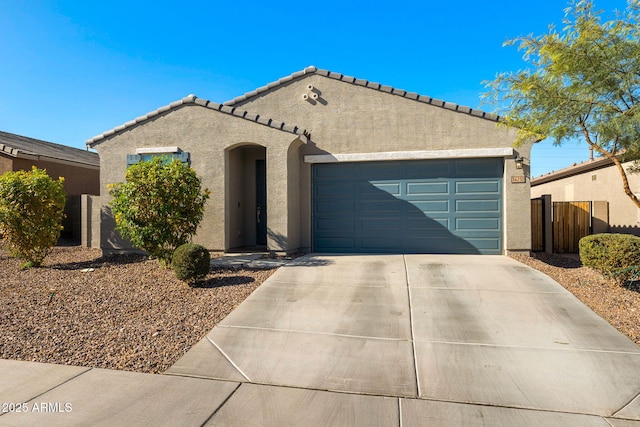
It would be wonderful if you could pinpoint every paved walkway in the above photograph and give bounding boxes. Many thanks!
[2,254,640,426]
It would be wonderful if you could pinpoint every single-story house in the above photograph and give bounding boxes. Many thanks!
[0,130,100,240]
[531,156,640,235]
[87,66,533,255]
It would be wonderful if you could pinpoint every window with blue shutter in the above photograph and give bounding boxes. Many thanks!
[126,149,190,167]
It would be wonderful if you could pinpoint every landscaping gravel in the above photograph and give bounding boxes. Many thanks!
[0,245,275,374]
[510,252,640,346]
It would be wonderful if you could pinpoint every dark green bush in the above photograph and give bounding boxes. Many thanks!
[579,233,640,284]
[172,243,211,286]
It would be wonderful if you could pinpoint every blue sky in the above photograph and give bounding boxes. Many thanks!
[0,0,630,177]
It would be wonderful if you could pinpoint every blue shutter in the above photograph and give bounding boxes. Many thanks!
[126,154,141,166]
[175,151,190,165]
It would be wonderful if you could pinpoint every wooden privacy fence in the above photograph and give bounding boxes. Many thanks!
[552,201,591,253]
[530,198,545,252]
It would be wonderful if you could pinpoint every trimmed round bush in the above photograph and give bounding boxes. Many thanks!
[172,243,211,286]
[579,233,640,284]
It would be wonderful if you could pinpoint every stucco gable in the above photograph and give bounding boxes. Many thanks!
[86,94,308,147]
[224,66,501,123]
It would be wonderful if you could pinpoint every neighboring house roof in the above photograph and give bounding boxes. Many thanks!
[0,130,99,168]
[531,156,617,186]
[224,65,502,123]
[86,95,308,147]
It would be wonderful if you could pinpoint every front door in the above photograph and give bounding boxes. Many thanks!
[256,159,267,245]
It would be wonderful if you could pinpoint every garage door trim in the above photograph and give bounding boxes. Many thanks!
[305,148,515,164]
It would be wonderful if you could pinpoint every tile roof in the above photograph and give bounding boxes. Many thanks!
[224,66,502,122]
[86,95,308,146]
[531,156,616,185]
[0,131,99,168]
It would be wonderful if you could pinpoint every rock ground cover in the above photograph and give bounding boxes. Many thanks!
[510,252,640,345]
[0,245,275,374]
[1,246,639,375]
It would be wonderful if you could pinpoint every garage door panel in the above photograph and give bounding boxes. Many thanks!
[455,181,500,194]
[456,218,501,231]
[409,200,450,213]
[315,218,355,232]
[360,162,404,179]
[313,159,503,254]
[406,182,449,195]
[460,237,501,250]
[403,236,464,253]
[455,199,500,213]
[314,163,356,179]
[454,158,503,177]
[315,183,356,198]
[361,218,403,231]
[407,217,450,230]
[365,182,402,196]
[361,200,403,214]
[361,237,405,251]
[315,201,355,215]
[315,237,356,251]
[406,160,450,177]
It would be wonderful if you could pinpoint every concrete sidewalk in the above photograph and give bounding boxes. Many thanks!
[2,254,640,426]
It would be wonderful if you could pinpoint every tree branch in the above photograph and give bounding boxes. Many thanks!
[580,121,640,208]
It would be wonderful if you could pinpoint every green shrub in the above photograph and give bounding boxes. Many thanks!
[0,167,66,268]
[108,157,210,267]
[579,233,640,284]
[172,243,211,285]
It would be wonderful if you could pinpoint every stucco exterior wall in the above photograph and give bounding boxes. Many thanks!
[234,75,533,253]
[2,153,99,241]
[235,75,521,154]
[10,157,99,196]
[531,161,640,234]
[0,155,12,175]
[92,104,303,253]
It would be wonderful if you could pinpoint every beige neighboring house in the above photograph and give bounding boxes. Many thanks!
[531,156,640,235]
[87,66,534,255]
[0,130,100,240]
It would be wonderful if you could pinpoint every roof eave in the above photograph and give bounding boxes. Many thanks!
[87,95,308,147]
[531,157,616,186]
[0,144,20,158]
[1,145,99,169]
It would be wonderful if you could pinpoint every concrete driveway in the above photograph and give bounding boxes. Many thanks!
[3,254,640,426]
[166,254,640,425]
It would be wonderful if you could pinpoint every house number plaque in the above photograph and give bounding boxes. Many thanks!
[511,176,526,183]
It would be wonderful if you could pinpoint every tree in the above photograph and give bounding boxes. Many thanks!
[108,157,210,267]
[0,167,66,268]
[485,0,640,208]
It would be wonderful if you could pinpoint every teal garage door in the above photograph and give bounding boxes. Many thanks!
[312,158,503,254]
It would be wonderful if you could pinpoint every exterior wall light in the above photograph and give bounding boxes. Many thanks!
[515,155,524,169]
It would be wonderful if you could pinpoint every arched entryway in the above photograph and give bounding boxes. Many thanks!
[225,144,267,251]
